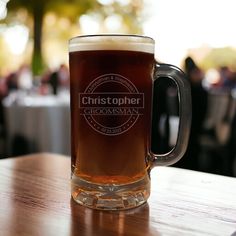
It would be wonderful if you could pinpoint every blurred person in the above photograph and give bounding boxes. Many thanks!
[219,66,231,85]
[0,75,8,156]
[48,69,59,95]
[17,64,33,90]
[217,66,236,90]
[5,71,18,91]
[224,73,236,90]
[38,70,52,95]
[0,77,7,124]
[224,71,236,176]
[58,64,69,88]
[0,77,8,98]
[48,64,69,95]
[227,105,236,176]
[175,56,208,170]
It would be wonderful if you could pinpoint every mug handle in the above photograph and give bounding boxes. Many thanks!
[150,63,192,166]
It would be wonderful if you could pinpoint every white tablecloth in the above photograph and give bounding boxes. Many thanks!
[3,92,70,156]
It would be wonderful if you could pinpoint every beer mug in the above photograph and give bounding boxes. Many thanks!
[69,34,191,210]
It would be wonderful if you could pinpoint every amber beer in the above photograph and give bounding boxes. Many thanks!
[69,35,191,210]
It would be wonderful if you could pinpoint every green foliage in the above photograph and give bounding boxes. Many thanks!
[32,49,45,75]
[200,47,236,70]
[4,0,143,75]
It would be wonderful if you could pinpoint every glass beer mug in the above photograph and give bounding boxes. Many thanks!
[69,34,191,210]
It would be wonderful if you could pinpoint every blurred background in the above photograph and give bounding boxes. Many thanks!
[0,0,236,177]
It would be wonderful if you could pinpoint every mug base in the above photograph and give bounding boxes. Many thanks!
[71,174,150,210]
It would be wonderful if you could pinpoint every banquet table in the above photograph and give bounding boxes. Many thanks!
[3,92,70,156]
[0,153,236,236]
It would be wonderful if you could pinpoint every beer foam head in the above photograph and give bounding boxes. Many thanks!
[69,34,154,54]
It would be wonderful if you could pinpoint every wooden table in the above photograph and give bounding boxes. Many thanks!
[0,153,236,236]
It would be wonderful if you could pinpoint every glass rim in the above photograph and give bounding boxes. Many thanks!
[69,34,154,44]
[69,34,155,53]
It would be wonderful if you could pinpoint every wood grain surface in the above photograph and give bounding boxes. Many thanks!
[0,153,236,236]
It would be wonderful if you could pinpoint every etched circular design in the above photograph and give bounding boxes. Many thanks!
[79,74,144,135]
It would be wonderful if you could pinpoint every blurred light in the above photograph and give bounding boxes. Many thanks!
[3,25,29,55]
[0,0,9,20]
[59,18,70,29]
[143,0,236,66]
[0,24,6,33]
[97,0,114,5]
[79,14,100,34]
[204,68,221,87]
[45,13,57,26]
[115,0,130,5]
[104,14,122,32]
